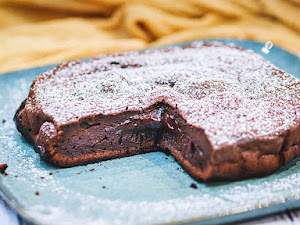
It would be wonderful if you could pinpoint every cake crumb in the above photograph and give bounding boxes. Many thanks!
[15,175,18,178]
[76,172,81,174]
[190,183,197,189]
[3,173,8,177]
[0,164,8,174]
[56,171,59,173]
[90,169,95,172]
[49,172,53,175]
[40,177,45,179]
[35,191,40,196]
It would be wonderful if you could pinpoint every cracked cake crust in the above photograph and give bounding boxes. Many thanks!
[14,42,300,180]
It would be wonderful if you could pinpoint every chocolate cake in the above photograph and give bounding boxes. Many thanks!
[14,42,300,180]
[0,164,8,174]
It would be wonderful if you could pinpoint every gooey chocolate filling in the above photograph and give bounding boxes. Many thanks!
[55,103,212,170]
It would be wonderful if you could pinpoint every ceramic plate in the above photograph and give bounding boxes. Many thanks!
[0,40,300,225]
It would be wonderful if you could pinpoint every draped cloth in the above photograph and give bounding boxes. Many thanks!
[0,0,299,73]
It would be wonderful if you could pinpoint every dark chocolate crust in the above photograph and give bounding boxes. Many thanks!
[14,42,300,180]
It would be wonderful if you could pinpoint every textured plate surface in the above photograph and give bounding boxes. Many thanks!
[0,40,300,225]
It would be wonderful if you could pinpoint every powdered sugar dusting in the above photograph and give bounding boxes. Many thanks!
[25,42,300,147]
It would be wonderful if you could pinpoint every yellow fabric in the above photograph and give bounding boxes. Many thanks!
[0,0,299,73]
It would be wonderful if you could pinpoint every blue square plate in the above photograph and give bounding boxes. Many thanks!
[0,39,300,225]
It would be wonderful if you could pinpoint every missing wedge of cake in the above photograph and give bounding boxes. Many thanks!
[14,42,300,180]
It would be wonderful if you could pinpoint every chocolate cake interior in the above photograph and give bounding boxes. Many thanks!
[57,105,162,161]
[30,102,212,174]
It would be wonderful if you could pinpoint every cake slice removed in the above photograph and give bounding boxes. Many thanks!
[15,42,300,180]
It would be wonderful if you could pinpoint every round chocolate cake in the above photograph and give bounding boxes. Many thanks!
[15,42,300,180]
